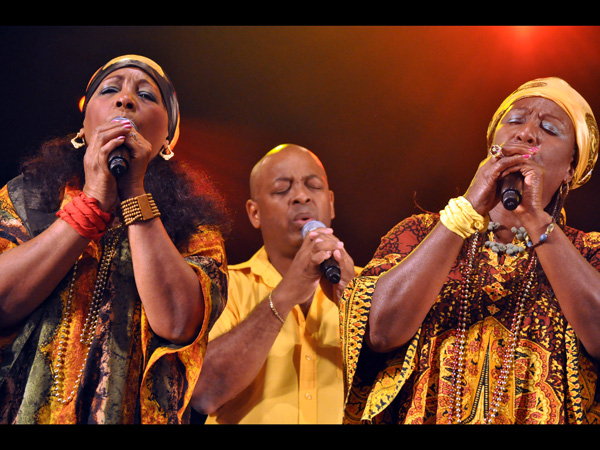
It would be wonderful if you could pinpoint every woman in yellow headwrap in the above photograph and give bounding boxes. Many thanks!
[0,55,229,423]
[341,77,600,424]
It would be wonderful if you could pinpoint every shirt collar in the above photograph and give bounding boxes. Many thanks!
[239,246,282,289]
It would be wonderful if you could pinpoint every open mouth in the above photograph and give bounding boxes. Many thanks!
[292,212,315,227]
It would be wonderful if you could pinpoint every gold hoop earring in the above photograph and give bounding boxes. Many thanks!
[560,181,570,199]
[551,182,570,227]
[159,145,174,161]
[71,131,86,149]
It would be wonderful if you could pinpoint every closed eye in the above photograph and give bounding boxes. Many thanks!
[542,122,559,135]
[272,180,292,195]
[139,90,158,103]
[100,86,118,95]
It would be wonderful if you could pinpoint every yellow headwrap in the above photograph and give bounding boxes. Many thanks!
[486,77,599,189]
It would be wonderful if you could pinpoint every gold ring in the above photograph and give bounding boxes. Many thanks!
[489,145,503,159]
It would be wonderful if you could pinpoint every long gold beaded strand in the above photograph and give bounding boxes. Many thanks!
[51,225,124,404]
[484,255,537,423]
[447,233,537,424]
[447,233,480,423]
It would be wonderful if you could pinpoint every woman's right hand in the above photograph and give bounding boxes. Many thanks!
[81,119,134,212]
[463,145,535,216]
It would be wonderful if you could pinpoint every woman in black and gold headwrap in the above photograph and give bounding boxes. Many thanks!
[341,77,600,424]
[0,55,229,423]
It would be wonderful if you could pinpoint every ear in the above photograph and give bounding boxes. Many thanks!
[564,160,576,185]
[328,190,335,221]
[246,199,261,230]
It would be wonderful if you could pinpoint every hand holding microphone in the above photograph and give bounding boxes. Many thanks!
[301,220,341,284]
[108,117,137,178]
[490,144,525,211]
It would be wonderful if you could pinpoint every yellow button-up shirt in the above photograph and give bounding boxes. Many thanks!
[205,247,357,424]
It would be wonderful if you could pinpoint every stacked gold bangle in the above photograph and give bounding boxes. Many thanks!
[120,193,161,226]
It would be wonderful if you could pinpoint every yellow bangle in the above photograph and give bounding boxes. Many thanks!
[439,196,489,239]
[120,193,161,226]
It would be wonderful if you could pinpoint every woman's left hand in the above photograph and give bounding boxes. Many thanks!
[501,144,547,217]
[112,119,155,200]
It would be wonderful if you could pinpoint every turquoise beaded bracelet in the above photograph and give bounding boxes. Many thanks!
[527,221,555,248]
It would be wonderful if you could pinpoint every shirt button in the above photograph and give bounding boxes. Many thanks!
[305,393,312,400]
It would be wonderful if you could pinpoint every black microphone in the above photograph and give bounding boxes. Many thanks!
[500,172,523,211]
[301,220,341,284]
[108,117,137,178]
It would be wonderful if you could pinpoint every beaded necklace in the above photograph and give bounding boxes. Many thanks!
[51,224,125,404]
[484,221,528,255]
[446,231,538,424]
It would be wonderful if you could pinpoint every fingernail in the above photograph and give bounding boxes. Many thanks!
[523,154,531,159]
[529,147,539,153]
[112,118,132,128]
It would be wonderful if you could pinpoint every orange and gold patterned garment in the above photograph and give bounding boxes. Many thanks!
[341,213,600,424]
[0,180,227,424]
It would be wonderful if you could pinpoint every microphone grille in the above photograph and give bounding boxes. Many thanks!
[301,220,326,238]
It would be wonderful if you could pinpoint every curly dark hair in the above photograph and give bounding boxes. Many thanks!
[19,136,231,249]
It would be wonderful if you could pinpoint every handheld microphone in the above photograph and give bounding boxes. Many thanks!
[500,172,523,211]
[108,117,137,178]
[301,220,341,284]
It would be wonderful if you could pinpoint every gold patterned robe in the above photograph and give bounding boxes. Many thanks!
[341,213,600,424]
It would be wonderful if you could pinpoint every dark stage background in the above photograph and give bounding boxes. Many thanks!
[2,25,600,268]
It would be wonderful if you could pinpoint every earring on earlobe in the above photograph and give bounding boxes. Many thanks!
[159,144,175,160]
[560,181,570,200]
[551,181,570,227]
[71,131,86,149]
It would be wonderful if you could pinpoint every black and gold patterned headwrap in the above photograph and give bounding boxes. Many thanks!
[487,77,599,189]
[82,55,180,149]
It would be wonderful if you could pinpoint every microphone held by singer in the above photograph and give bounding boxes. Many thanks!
[108,147,130,177]
[108,117,138,178]
[301,220,341,284]
[500,173,523,210]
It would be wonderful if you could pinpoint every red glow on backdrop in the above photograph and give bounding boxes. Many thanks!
[175,118,278,260]
[167,26,600,265]
[4,26,600,266]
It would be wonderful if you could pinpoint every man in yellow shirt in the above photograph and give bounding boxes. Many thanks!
[191,144,359,424]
